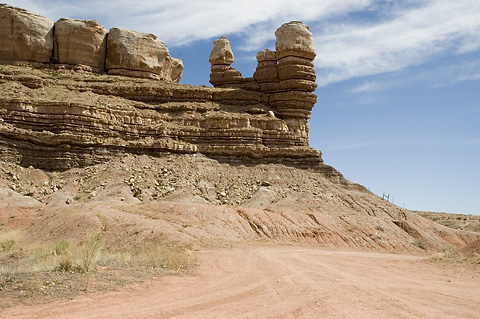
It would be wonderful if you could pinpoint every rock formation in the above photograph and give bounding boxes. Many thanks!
[106,28,172,80]
[273,21,317,118]
[254,49,279,93]
[53,18,108,72]
[0,5,324,172]
[209,36,244,88]
[0,65,324,171]
[168,57,184,83]
[0,4,183,82]
[209,21,317,142]
[0,4,54,64]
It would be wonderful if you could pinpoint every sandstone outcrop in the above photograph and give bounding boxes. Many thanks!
[273,21,317,119]
[0,5,322,171]
[168,57,184,83]
[208,21,317,143]
[0,5,183,82]
[0,4,54,64]
[209,36,244,88]
[106,28,173,80]
[0,64,323,171]
[254,49,279,92]
[53,18,108,72]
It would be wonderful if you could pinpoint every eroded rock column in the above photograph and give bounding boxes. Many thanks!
[209,36,244,88]
[271,21,317,120]
[253,49,279,93]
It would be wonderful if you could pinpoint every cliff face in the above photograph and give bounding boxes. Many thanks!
[0,64,328,172]
[0,5,327,173]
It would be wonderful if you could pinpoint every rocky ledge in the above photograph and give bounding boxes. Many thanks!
[0,5,334,176]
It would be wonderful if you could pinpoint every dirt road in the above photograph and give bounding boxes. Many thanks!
[4,247,479,319]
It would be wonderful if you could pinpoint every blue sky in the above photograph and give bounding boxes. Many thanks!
[7,0,480,214]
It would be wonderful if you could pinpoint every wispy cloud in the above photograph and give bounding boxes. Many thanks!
[424,60,480,87]
[350,80,385,93]
[7,0,480,87]
[7,0,373,46]
[314,0,480,85]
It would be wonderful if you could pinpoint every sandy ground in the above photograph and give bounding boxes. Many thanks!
[3,246,479,319]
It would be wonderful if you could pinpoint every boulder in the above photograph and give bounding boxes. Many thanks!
[53,18,108,71]
[168,57,184,83]
[106,27,172,80]
[275,21,316,60]
[0,4,54,63]
[209,36,234,65]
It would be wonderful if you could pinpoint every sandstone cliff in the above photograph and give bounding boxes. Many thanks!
[0,5,327,173]
[0,64,327,172]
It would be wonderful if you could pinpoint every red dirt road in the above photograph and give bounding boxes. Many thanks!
[4,247,479,319]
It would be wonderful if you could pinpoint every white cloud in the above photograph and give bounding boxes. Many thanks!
[6,0,480,86]
[6,0,373,46]
[314,0,480,85]
[427,60,480,87]
[350,80,384,93]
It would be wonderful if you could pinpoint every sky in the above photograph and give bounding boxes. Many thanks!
[7,0,480,214]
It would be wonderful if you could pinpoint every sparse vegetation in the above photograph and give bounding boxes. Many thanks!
[414,238,430,250]
[416,211,480,232]
[53,240,70,256]
[0,231,194,308]
[0,272,12,291]
[78,233,104,273]
[1,239,15,253]
[429,245,480,264]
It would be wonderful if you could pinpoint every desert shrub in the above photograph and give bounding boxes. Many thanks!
[0,272,12,291]
[78,233,104,272]
[56,256,75,272]
[53,240,70,256]
[428,246,475,264]
[414,238,429,250]
[1,239,15,253]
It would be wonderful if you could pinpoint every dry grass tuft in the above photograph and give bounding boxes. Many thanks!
[414,238,430,250]
[78,233,104,273]
[429,246,480,264]
[0,231,195,308]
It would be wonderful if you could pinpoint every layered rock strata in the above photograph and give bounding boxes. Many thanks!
[0,65,324,171]
[273,21,317,119]
[209,21,317,143]
[0,5,323,172]
[0,4,183,82]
